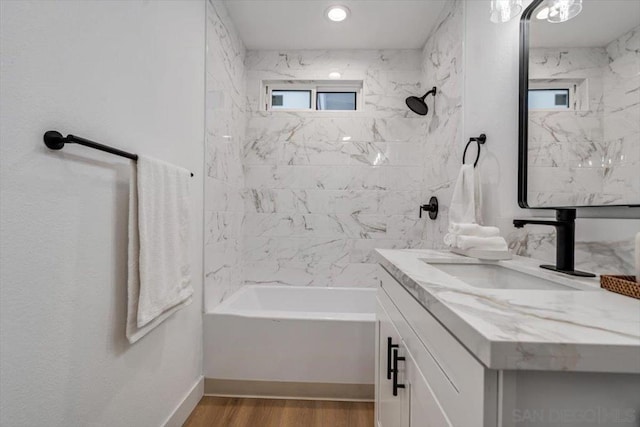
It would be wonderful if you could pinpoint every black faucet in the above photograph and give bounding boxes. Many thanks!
[513,209,595,277]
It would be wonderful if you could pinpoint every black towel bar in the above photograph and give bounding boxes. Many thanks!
[462,133,486,168]
[43,130,194,177]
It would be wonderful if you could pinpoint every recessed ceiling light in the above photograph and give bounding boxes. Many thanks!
[329,71,342,79]
[326,5,349,22]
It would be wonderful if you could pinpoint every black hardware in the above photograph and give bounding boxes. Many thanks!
[513,209,595,277]
[405,86,436,116]
[392,348,405,396]
[517,2,638,208]
[419,196,439,220]
[386,337,399,380]
[462,134,486,168]
[517,0,539,208]
[43,130,194,177]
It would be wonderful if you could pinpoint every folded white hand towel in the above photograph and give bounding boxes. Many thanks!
[443,232,457,247]
[456,235,508,251]
[449,223,500,237]
[126,156,193,344]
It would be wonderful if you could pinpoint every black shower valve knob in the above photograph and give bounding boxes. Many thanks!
[419,197,439,220]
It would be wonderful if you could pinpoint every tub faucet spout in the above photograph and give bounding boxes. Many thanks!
[513,209,594,277]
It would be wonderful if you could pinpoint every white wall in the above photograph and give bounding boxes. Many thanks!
[463,1,515,221]
[0,1,205,426]
[464,0,640,274]
[463,0,522,226]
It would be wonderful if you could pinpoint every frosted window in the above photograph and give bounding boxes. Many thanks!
[528,89,570,110]
[271,90,311,109]
[317,92,357,110]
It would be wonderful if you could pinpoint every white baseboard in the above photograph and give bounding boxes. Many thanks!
[204,378,374,402]
[162,375,204,427]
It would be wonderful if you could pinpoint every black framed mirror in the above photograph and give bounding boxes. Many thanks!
[518,0,640,209]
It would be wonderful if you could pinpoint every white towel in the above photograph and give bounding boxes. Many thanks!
[445,164,508,253]
[449,223,500,237]
[455,235,508,251]
[126,156,193,344]
[448,165,477,225]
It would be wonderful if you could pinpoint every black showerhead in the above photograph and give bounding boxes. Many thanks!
[406,86,436,116]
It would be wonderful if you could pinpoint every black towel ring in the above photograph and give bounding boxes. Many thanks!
[462,133,487,168]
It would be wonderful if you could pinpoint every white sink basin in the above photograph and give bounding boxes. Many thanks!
[424,262,584,291]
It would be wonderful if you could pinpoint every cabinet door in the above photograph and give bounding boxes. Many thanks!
[404,344,453,427]
[380,267,497,426]
[376,300,405,427]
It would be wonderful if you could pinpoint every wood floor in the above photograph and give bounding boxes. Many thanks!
[183,397,374,427]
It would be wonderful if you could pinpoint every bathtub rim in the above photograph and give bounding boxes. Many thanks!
[207,285,376,322]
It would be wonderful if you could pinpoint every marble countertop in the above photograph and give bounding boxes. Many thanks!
[376,249,640,373]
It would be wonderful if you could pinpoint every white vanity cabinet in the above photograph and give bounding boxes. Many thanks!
[376,267,498,427]
[375,259,640,427]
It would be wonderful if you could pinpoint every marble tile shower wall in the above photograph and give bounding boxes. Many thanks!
[528,47,607,206]
[205,0,246,308]
[527,26,639,206]
[419,0,464,249]
[603,26,640,203]
[242,50,428,287]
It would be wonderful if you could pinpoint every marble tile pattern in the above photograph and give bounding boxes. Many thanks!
[602,26,640,202]
[377,249,640,373]
[419,0,465,249]
[527,26,640,207]
[242,48,430,288]
[204,0,633,304]
[240,1,465,288]
[506,219,639,275]
[205,0,247,309]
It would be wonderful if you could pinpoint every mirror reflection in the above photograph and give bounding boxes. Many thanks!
[526,0,640,207]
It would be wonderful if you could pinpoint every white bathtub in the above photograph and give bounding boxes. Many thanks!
[204,285,376,399]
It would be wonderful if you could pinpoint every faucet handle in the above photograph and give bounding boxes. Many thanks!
[419,197,438,220]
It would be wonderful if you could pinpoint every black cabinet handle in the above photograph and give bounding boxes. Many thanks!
[392,348,406,396]
[387,337,399,380]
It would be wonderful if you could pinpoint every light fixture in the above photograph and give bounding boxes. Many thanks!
[326,5,349,22]
[546,0,582,23]
[535,6,550,20]
[341,136,351,142]
[489,0,523,23]
[329,71,342,79]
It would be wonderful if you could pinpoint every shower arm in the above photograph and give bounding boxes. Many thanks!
[421,87,437,100]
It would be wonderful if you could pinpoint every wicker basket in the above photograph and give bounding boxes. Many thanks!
[600,275,640,300]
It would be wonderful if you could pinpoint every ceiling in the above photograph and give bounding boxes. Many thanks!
[223,0,449,50]
[530,0,640,48]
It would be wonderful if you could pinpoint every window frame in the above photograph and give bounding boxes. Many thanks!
[316,88,358,111]
[264,80,363,112]
[527,78,586,112]
[527,88,571,110]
